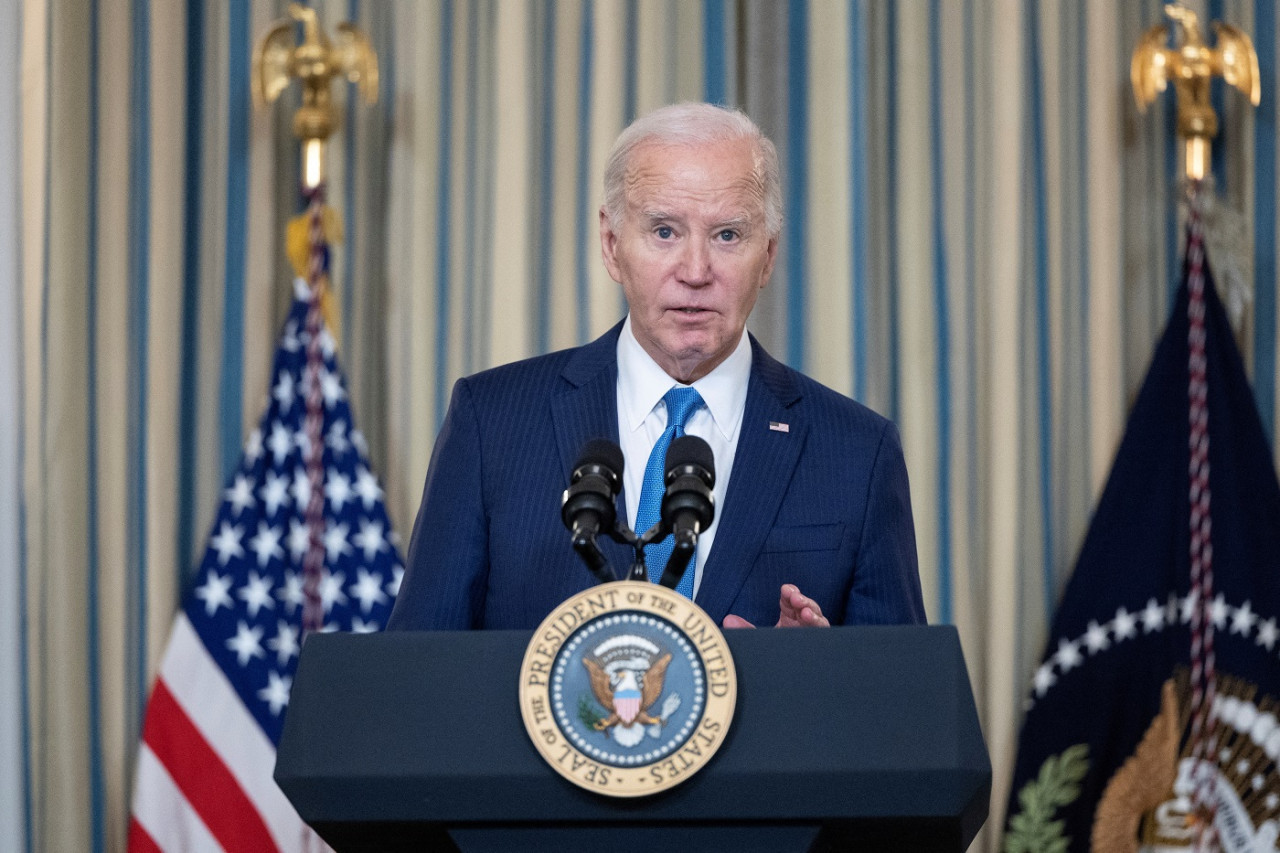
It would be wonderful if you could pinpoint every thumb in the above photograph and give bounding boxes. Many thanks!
[722,613,756,629]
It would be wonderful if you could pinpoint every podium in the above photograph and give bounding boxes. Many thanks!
[276,625,990,852]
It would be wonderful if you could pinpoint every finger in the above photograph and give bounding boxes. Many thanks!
[781,586,824,620]
[801,606,830,628]
[722,613,756,629]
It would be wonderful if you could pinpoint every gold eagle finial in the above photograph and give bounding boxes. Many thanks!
[253,3,378,187]
[1131,4,1260,181]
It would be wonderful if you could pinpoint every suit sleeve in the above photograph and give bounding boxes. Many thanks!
[844,419,928,625]
[387,378,490,629]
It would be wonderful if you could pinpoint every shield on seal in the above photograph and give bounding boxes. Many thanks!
[614,686,642,724]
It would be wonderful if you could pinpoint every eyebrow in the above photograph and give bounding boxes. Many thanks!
[640,210,753,230]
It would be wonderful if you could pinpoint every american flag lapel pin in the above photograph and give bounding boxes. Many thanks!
[768,421,790,433]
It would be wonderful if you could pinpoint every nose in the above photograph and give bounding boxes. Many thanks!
[677,238,712,286]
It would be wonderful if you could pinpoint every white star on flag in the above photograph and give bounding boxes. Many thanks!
[267,422,293,465]
[320,569,348,614]
[354,466,384,510]
[287,519,311,561]
[1141,597,1165,633]
[1083,621,1110,654]
[1054,638,1083,673]
[210,522,245,566]
[258,671,292,716]
[226,621,266,667]
[291,466,311,508]
[1033,663,1057,697]
[1112,607,1138,641]
[1257,618,1279,651]
[244,427,263,464]
[225,475,255,516]
[320,368,346,407]
[323,521,353,562]
[194,571,234,616]
[353,519,388,562]
[238,571,276,618]
[259,470,291,517]
[1231,600,1259,636]
[248,522,285,568]
[273,370,296,411]
[326,420,350,455]
[267,620,300,667]
[1210,593,1230,630]
[325,469,353,512]
[349,568,389,613]
[276,570,305,615]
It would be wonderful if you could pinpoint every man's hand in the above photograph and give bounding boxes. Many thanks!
[722,584,830,629]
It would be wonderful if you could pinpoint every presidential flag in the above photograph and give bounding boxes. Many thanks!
[128,277,403,852]
[1002,204,1280,852]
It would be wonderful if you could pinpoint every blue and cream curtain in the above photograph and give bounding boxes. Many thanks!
[9,1,1280,850]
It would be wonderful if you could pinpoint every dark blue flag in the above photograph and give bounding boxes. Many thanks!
[1003,212,1280,852]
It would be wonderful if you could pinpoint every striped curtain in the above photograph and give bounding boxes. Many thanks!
[10,1,1280,850]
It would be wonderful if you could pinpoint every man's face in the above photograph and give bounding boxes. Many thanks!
[600,137,778,384]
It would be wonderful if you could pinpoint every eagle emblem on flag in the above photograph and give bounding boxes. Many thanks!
[582,635,674,747]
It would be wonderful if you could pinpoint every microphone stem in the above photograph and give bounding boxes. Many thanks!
[572,534,616,584]
[657,530,696,589]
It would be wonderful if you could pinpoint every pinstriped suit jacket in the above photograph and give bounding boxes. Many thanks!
[387,323,926,631]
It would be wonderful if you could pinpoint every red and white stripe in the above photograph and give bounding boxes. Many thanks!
[128,615,329,852]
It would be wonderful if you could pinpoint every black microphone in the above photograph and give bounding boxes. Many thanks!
[657,435,715,590]
[561,439,624,584]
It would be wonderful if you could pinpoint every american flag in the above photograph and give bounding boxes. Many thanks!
[128,280,402,852]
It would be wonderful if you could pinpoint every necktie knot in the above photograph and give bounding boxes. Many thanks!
[662,386,704,436]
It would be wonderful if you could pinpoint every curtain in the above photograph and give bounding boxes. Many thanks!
[11,1,1280,849]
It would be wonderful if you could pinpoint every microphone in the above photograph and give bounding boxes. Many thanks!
[656,435,715,590]
[561,439,624,584]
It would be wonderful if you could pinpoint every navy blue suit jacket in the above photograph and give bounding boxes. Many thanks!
[387,324,926,630]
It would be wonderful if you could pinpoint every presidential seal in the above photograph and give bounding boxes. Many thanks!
[518,580,737,797]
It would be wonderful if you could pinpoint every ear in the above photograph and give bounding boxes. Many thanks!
[760,235,780,286]
[599,206,623,284]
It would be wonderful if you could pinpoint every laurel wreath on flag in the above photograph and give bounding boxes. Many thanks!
[1003,744,1091,853]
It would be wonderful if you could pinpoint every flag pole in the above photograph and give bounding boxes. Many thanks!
[252,4,378,633]
[1131,6,1260,849]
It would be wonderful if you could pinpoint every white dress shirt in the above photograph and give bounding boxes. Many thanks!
[616,315,751,597]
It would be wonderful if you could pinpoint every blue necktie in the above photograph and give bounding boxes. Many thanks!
[635,387,704,596]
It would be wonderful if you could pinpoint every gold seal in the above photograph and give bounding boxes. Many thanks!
[518,580,737,797]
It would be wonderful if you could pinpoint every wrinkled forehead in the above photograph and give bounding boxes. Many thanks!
[622,139,768,218]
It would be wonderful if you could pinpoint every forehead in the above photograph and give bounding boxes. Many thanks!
[623,139,765,219]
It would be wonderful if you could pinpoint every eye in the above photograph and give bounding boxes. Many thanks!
[655,226,674,240]
[716,229,738,242]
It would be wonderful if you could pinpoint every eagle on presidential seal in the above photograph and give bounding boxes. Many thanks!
[582,634,678,747]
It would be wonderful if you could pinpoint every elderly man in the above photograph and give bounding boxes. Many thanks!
[388,102,925,631]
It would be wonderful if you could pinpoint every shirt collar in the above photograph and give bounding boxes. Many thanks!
[616,315,752,441]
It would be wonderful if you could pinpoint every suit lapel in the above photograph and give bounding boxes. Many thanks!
[696,339,806,624]
[551,325,622,478]
[549,323,633,577]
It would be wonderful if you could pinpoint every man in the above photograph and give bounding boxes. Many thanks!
[388,102,925,631]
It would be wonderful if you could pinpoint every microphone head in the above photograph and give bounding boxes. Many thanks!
[563,438,623,533]
[577,438,624,477]
[665,435,714,488]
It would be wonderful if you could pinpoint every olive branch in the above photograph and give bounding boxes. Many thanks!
[1003,744,1090,853]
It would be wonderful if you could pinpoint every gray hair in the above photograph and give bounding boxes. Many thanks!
[602,102,782,238]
